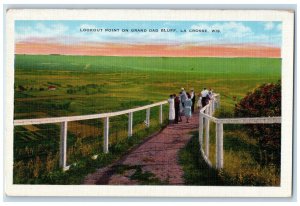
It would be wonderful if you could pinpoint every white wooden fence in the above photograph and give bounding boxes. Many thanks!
[199,94,281,170]
[14,101,168,171]
[14,93,281,172]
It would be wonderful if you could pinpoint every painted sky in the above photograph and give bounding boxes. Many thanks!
[15,21,282,57]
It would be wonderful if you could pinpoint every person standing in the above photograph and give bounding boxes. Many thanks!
[178,92,183,122]
[180,88,187,107]
[184,93,192,123]
[206,88,212,105]
[208,88,213,99]
[168,94,175,124]
[190,88,196,113]
[201,87,209,107]
[197,92,202,110]
[174,94,180,124]
[208,88,214,104]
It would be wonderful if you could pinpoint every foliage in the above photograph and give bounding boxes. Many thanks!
[234,81,281,166]
[179,130,280,186]
[66,84,103,95]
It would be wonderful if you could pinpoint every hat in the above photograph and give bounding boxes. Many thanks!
[181,87,185,91]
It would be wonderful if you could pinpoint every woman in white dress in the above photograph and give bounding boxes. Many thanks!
[184,93,192,123]
[168,94,175,124]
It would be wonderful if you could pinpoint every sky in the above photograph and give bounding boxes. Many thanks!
[15,20,282,57]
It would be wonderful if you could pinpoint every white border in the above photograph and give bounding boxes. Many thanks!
[4,9,294,197]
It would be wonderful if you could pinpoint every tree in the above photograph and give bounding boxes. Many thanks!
[234,81,281,166]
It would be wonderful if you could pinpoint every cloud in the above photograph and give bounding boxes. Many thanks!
[191,22,253,39]
[79,24,97,29]
[276,23,282,31]
[187,22,254,45]
[73,27,180,45]
[264,22,274,30]
[249,34,282,47]
[16,23,69,42]
[15,21,282,48]
[34,23,69,35]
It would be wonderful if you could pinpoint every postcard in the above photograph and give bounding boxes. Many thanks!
[4,9,294,197]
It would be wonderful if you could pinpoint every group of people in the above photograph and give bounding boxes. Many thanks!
[168,87,213,124]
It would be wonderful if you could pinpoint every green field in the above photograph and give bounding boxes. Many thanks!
[13,54,281,185]
[14,54,281,118]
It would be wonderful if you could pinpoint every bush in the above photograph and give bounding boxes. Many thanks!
[18,85,26,91]
[234,81,281,166]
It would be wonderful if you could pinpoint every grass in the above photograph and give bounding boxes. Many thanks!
[13,54,281,185]
[13,120,167,184]
[214,109,280,186]
[178,131,224,185]
[179,117,280,186]
[14,55,281,118]
[179,132,280,186]
[220,125,280,186]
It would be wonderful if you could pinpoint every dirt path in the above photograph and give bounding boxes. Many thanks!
[83,112,199,185]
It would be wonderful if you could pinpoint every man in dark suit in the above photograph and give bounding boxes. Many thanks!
[174,94,180,124]
[190,88,196,113]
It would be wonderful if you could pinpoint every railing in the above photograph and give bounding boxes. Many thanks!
[199,94,281,170]
[14,94,281,172]
[14,100,168,171]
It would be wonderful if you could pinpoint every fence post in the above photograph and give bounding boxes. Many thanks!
[199,111,203,146]
[146,108,150,127]
[216,122,224,169]
[159,104,163,124]
[60,121,68,170]
[128,112,133,137]
[205,106,210,158]
[103,117,109,153]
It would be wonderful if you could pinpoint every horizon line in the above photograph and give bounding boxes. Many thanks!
[14,53,282,59]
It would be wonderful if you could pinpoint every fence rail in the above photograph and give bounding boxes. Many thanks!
[198,94,281,170]
[14,101,167,126]
[14,93,282,172]
[14,100,168,171]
